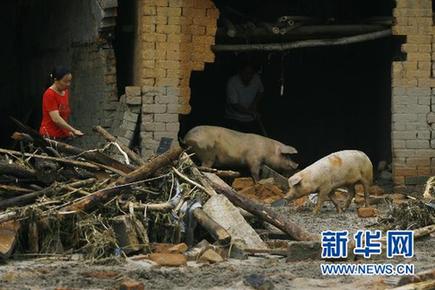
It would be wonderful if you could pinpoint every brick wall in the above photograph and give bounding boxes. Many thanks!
[392,0,435,188]
[134,0,219,157]
[70,45,118,148]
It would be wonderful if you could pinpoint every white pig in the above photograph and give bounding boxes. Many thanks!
[284,150,373,214]
[183,126,298,181]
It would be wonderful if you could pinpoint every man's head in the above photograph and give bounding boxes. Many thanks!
[238,63,256,86]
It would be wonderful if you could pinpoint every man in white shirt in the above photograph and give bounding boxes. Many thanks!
[225,63,264,134]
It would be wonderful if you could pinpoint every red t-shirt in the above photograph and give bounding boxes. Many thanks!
[39,88,71,138]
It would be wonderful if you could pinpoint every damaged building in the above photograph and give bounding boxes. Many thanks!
[0,0,434,191]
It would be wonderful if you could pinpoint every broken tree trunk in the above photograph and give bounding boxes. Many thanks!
[94,126,146,166]
[205,173,319,242]
[0,148,100,171]
[192,208,231,245]
[112,215,142,254]
[118,146,183,185]
[0,184,33,194]
[392,280,435,290]
[198,166,241,179]
[203,194,268,249]
[0,178,96,210]
[0,160,36,178]
[0,220,21,259]
[60,146,183,213]
[12,132,135,174]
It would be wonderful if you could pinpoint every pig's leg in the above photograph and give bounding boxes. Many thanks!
[200,153,216,168]
[248,161,261,182]
[202,160,214,168]
[361,181,371,208]
[327,190,342,213]
[313,190,328,215]
[343,185,356,211]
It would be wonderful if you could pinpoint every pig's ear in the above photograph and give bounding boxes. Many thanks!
[281,145,298,155]
[289,175,302,186]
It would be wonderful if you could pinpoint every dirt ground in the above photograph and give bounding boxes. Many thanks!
[1,202,434,290]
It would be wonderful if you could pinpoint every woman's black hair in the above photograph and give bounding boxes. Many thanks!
[45,66,71,89]
[49,66,71,83]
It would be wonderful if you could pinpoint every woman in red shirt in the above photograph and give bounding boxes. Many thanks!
[39,67,84,139]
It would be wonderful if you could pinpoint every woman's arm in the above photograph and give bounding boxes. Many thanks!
[48,110,84,136]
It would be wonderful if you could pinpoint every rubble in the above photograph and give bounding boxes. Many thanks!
[198,248,224,264]
[0,127,320,267]
[376,200,435,231]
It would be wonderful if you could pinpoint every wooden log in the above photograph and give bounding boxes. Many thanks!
[392,280,435,290]
[12,132,135,174]
[192,208,231,245]
[28,220,39,253]
[422,176,434,200]
[203,194,268,249]
[0,178,96,210]
[413,224,435,240]
[0,160,36,178]
[124,202,174,212]
[181,154,216,197]
[0,220,21,259]
[118,146,183,185]
[198,167,241,179]
[60,146,183,213]
[0,148,100,171]
[94,126,146,166]
[111,215,142,254]
[205,173,319,242]
[398,268,435,287]
[0,184,33,194]
[213,29,391,52]
[216,24,388,39]
[243,248,288,256]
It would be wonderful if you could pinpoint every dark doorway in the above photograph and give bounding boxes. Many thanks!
[114,0,137,96]
[181,0,394,168]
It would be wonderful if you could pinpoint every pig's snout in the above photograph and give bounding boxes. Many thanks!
[288,160,298,169]
[284,191,295,201]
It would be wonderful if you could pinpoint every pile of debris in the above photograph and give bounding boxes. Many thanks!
[376,200,435,231]
[0,126,317,265]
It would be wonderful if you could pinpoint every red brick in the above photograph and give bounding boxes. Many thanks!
[182,7,206,17]
[143,7,156,16]
[141,24,156,33]
[357,207,378,218]
[149,0,169,6]
[168,243,188,254]
[155,77,180,86]
[206,8,219,18]
[168,16,191,25]
[119,279,145,290]
[192,16,212,26]
[394,167,417,176]
[168,0,183,8]
[369,185,385,196]
[156,7,181,17]
[407,52,431,61]
[232,177,255,190]
[193,0,215,9]
[156,24,181,34]
[147,253,187,266]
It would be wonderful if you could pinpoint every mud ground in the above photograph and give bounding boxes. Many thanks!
[0,202,434,290]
